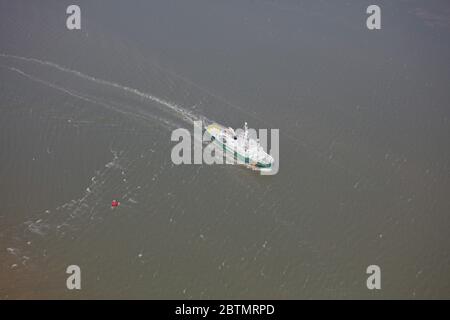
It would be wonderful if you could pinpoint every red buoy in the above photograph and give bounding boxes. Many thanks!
[111,200,120,207]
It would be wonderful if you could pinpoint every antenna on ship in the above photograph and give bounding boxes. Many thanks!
[244,122,248,140]
[244,122,249,151]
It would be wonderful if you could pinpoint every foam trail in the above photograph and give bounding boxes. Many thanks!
[1,66,180,131]
[0,53,205,125]
[6,66,108,107]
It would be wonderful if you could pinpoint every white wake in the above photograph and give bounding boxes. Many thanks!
[0,53,207,126]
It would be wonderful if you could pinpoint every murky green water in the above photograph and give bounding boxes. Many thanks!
[1,0,449,299]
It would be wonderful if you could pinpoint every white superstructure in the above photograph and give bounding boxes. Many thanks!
[206,122,274,169]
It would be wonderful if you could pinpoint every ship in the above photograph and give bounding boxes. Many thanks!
[205,122,274,169]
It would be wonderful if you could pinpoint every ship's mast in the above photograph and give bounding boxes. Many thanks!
[244,122,249,151]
